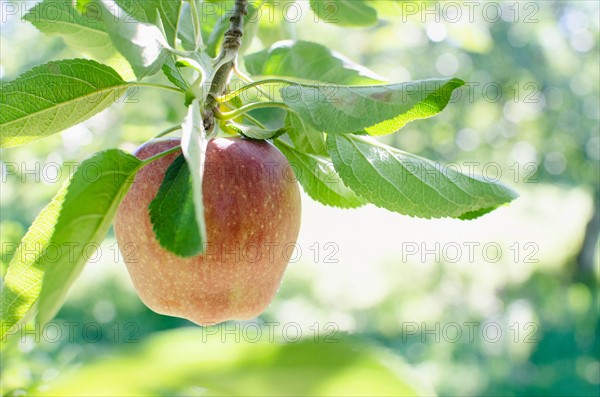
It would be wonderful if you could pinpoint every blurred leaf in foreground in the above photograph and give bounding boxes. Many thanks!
[33,328,433,396]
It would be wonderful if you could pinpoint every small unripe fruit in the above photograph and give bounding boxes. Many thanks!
[114,137,301,325]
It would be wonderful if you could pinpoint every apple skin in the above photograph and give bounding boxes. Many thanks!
[114,137,301,325]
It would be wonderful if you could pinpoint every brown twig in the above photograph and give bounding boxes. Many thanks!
[203,0,248,131]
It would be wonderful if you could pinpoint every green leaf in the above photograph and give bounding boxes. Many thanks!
[24,0,114,58]
[1,150,142,335]
[364,79,466,136]
[202,2,231,57]
[180,100,208,254]
[119,0,183,48]
[91,0,170,79]
[162,57,190,91]
[327,134,519,219]
[285,112,328,156]
[245,40,383,85]
[35,329,432,396]
[365,0,403,18]
[309,0,378,27]
[149,155,202,257]
[281,78,464,136]
[75,0,183,48]
[36,150,143,324]
[177,1,196,51]
[78,0,182,47]
[246,107,287,130]
[1,187,67,340]
[275,139,366,209]
[0,59,130,148]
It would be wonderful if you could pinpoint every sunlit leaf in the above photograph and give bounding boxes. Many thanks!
[180,100,208,254]
[0,187,67,340]
[327,134,518,219]
[309,0,378,27]
[37,150,142,324]
[275,139,366,209]
[162,57,190,91]
[34,329,431,396]
[281,78,464,136]
[285,112,328,156]
[246,40,383,84]
[24,0,114,58]
[119,0,183,48]
[91,0,170,79]
[0,59,130,148]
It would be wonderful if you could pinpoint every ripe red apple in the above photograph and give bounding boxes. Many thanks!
[113,137,301,325]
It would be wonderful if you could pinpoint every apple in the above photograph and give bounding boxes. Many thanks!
[113,137,301,325]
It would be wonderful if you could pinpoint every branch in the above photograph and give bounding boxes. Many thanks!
[203,0,248,121]
[576,189,600,274]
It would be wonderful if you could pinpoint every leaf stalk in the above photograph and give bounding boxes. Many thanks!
[214,101,290,121]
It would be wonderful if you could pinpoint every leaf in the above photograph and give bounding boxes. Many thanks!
[91,0,170,79]
[364,79,466,136]
[176,52,214,106]
[176,52,214,75]
[36,150,142,324]
[0,59,130,148]
[149,155,202,257]
[24,0,114,58]
[0,187,67,340]
[364,0,403,17]
[246,107,288,130]
[180,100,208,254]
[280,78,464,136]
[118,0,183,48]
[1,150,142,334]
[309,0,378,27]
[162,57,190,91]
[285,112,328,156]
[275,139,366,209]
[78,0,182,46]
[245,40,383,85]
[202,1,231,57]
[177,1,196,51]
[35,329,432,396]
[327,134,519,219]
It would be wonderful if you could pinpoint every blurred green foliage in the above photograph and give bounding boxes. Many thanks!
[1,1,599,396]
[30,330,426,396]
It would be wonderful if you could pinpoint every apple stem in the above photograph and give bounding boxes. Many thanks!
[141,146,182,166]
[153,125,182,139]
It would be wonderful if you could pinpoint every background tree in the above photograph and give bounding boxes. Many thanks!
[1,1,598,396]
